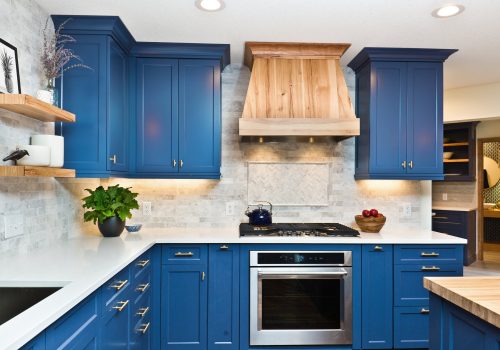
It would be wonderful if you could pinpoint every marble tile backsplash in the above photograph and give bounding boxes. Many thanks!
[0,1,431,255]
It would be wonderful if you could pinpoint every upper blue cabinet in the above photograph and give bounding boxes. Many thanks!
[52,16,229,179]
[348,48,456,180]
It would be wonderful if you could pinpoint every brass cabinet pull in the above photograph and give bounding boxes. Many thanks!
[109,155,117,164]
[202,272,206,281]
[137,322,150,334]
[180,160,184,168]
[432,216,449,220]
[174,251,194,257]
[137,259,150,267]
[173,159,177,167]
[136,306,150,317]
[421,266,441,272]
[374,245,384,252]
[112,300,129,312]
[409,160,414,169]
[136,283,150,293]
[420,308,430,314]
[220,245,229,250]
[402,160,407,169]
[421,252,440,257]
[110,280,128,290]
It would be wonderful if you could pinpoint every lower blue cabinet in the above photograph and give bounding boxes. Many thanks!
[101,287,131,349]
[46,293,100,350]
[21,333,46,350]
[208,244,239,350]
[361,245,393,349]
[161,264,208,350]
[394,306,430,349]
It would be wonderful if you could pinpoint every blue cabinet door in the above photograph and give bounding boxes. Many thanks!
[108,38,129,173]
[161,264,208,350]
[21,333,45,350]
[56,35,108,177]
[46,293,99,350]
[394,306,430,349]
[361,245,393,349]
[208,244,239,350]
[369,62,407,176]
[406,62,443,176]
[101,287,130,349]
[178,60,221,175]
[136,58,179,173]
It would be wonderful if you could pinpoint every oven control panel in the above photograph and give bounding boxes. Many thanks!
[251,251,352,266]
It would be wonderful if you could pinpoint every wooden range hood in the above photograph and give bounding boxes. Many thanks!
[239,42,360,138]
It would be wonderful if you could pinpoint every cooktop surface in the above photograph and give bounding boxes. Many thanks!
[239,223,360,237]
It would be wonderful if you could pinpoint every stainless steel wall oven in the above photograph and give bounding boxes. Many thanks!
[249,251,352,346]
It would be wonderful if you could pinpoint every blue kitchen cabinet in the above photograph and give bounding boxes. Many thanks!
[178,60,221,176]
[361,245,393,349]
[348,48,456,180]
[45,292,100,350]
[394,306,430,349]
[21,333,45,350]
[161,264,208,350]
[208,244,239,350]
[135,58,179,174]
[429,294,500,350]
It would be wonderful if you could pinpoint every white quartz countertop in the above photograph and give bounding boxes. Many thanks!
[0,227,466,349]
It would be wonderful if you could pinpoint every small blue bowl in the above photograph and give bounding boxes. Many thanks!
[125,224,142,233]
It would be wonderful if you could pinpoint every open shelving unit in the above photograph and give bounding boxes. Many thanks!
[0,94,76,178]
[442,122,478,181]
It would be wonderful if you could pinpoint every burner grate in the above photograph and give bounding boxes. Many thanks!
[239,223,359,237]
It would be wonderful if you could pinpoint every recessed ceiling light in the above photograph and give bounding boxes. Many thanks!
[432,4,465,18]
[195,0,225,11]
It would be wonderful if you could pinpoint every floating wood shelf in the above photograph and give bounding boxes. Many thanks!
[0,94,75,122]
[444,159,469,163]
[444,142,469,147]
[0,166,75,178]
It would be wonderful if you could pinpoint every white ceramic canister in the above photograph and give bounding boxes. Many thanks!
[16,145,51,166]
[31,135,64,168]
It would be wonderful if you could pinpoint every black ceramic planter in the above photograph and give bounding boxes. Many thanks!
[97,217,125,237]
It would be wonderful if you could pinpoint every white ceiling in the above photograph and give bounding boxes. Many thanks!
[35,0,500,89]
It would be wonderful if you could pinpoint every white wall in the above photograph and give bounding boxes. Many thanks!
[444,82,500,122]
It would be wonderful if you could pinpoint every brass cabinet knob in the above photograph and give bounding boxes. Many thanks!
[136,306,150,317]
[136,283,150,293]
[174,251,194,257]
[374,245,383,252]
[421,252,440,257]
[173,159,177,167]
[110,280,128,290]
[409,160,414,169]
[421,266,441,272]
[401,160,407,169]
[180,159,184,168]
[220,245,229,250]
[112,300,129,312]
[137,259,150,267]
[137,322,150,334]
[109,155,117,164]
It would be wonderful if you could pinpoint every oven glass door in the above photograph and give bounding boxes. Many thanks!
[250,267,352,346]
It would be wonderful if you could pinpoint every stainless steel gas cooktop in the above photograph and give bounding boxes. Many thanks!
[239,223,360,237]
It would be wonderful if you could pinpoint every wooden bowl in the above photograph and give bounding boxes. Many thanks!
[355,214,386,233]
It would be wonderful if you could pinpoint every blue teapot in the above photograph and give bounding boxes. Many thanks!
[245,201,273,226]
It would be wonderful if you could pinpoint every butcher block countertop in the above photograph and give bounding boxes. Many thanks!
[424,276,500,328]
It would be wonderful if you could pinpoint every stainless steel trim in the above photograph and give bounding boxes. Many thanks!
[250,266,352,346]
[249,250,352,267]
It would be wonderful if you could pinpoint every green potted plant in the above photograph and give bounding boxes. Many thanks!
[82,185,139,237]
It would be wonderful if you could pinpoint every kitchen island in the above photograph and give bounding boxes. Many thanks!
[0,227,466,350]
[424,276,500,350]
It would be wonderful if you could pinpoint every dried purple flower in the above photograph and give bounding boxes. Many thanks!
[41,18,91,81]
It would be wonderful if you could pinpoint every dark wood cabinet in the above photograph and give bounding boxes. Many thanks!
[442,122,478,181]
[432,209,476,265]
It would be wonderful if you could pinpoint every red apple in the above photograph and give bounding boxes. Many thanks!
[362,209,371,218]
[370,209,379,217]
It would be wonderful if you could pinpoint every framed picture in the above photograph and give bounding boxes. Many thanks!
[0,38,21,94]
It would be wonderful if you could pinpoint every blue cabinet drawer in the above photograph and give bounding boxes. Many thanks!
[131,250,152,281]
[395,245,461,265]
[394,264,462,306]
[162,244,208,265]
[432,210,465,224]
[46,293,99,349]
[101,267,130,306]
[130,310,152,350]
[394,306,430,349]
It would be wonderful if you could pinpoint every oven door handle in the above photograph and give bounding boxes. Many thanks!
[257,269,348,277]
